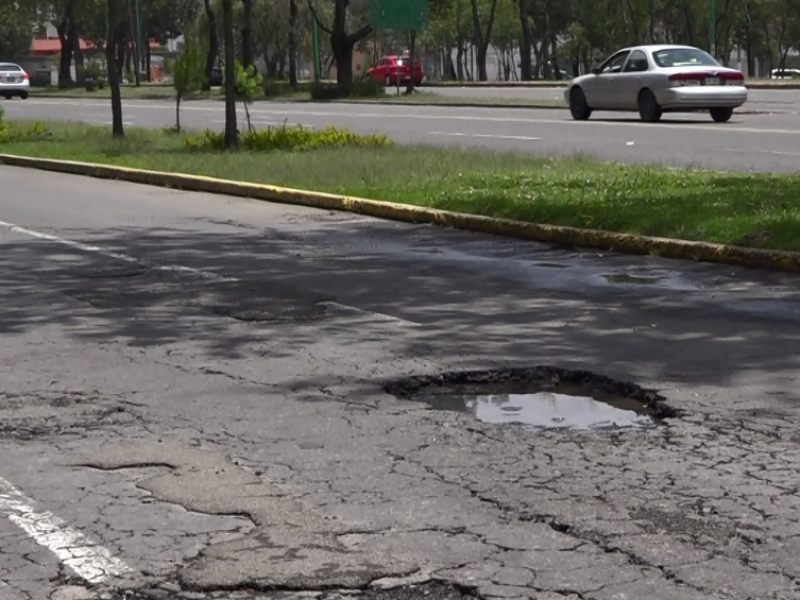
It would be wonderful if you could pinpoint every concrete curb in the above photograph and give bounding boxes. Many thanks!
[421,81,800,90]
[2,153,800,274]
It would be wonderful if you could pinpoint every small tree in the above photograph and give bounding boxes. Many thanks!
[233,61,263,133]
[168,22,206,132]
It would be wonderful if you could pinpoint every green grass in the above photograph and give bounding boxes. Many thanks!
[34,83,222,101]
[2,120,799,251]
[33,83,565,107]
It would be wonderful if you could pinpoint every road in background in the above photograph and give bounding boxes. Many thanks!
[2,97,800,172]
[3,168,800,599]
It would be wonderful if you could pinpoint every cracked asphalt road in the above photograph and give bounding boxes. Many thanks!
[2,167,800,600]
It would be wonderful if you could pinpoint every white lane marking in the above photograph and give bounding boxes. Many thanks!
[0,220,421,327]
[428,131,541,141]
[473,133,542,141]
[722,147,800,157]
[0,477,132,584]
[16,99,800,136]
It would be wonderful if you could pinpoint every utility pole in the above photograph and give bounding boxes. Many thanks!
[309,0,321,81]
[709,0,716,58]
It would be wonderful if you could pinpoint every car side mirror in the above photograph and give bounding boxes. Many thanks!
[591,66,601,75]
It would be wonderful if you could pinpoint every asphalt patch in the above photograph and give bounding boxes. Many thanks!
[63,270,333,323]
[384,366,679,429]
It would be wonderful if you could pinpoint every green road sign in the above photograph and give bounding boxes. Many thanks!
[371,0,428,30]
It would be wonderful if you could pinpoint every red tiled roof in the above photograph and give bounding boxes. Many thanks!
[30,38,160,55]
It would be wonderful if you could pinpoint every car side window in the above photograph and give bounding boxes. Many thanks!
[623,50,649,73]
[600,51,630,74]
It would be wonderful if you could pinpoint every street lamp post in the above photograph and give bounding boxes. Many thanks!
[309,0,322,81]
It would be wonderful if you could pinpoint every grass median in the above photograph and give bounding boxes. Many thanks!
[32,83,566,107]
[1,120,799,251]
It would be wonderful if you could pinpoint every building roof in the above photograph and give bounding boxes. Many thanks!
[30,38,160,56]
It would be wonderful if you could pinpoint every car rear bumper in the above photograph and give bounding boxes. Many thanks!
[656,85,747,109]
[0,81,30,96]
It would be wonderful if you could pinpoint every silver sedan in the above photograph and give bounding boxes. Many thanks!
[564,45,747,123]
[0,63,31,100]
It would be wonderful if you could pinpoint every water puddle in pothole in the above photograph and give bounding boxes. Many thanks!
[415,383,655,430]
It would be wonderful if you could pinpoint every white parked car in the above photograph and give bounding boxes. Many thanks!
[769,68,800,79]
[0,62,30,100]
[564,44,747,123]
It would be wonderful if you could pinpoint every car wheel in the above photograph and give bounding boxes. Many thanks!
[384,74,392,87]
[569,88,592,120]
[710,107,733,123]
[20,92,29,100]
[638,89,662,123]
[0,94,10,100]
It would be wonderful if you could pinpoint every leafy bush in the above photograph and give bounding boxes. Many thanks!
[309,80,385,101]
[262,79,311,98]
[78,61,107,90]
[166,21,205,132]
[233,62,263,132]
[184,123,392,152]
[0,121,50,142]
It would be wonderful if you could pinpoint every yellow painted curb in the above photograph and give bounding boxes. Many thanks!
[3,153,800,274]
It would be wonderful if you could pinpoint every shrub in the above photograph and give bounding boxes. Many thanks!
[166,20,205,132]
[233,62,263,132]
[262,80,311,98]
[309,80,385,101]
[0,121,50,142]
[184,123,392,153]
[78,61,107,90]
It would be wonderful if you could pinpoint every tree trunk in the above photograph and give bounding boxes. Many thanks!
[469,0,499,81]
[222,0,238,148]
[405,30,417,94]
[332,40,354,85]
[288,0,298,87]
[176,96,181,131]
[241,0,254,67]
[518,0,532,80]
[202,0,220,91]
[475,46,488,80]
[327,0,372,86]
[71,29,84,82]
[126,0,140,85]
[106,0,124,137]
[57,16,74,87]
[66,0,83,84]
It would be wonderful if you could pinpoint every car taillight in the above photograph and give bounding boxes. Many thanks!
[22,73,29,80]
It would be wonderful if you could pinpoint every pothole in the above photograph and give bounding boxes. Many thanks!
[384,367,677,431]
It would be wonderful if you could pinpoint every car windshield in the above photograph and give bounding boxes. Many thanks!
[0,64,22,71]
[652,48,719,68]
